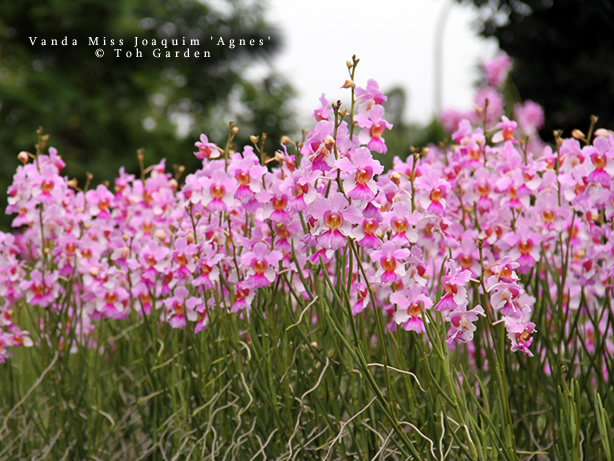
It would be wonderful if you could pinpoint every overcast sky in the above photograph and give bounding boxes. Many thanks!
[252,0,499,126]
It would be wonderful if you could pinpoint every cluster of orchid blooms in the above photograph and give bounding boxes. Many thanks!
[1,54,613,375]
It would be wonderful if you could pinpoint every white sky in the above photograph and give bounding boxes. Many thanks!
[251,0,499,126]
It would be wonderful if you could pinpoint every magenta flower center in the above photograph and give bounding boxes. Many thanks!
[251,259,267,274]
[476,183,490,196]
[459,254,473,269]
[235,171,250,185]
[41,179,54,194]
[140,293,152,304]
[32,284,44,297]
[199,145,211,157]
[381,257,396,272]
[469,146,481,160]
[541,209,555,223]
[516,328,531,342]
[98,199,110,211]
[175,253,188,266]
[293,183,308,198]
[370,122,386,138]
[430,187,444,202]
[201,264,212,275]
[272,195,288,210]
[355,167,373,185]
[591,152,606,169]
[408,302,421,317]
[324,211,343,229]
[277,225,290,239]
[518,240,533,254]
[105,293,117,304]
[362,218,378,235]
[210,184,225,199]
[391,217,408,233]
[444,281,458,295]
[500,266,513,279]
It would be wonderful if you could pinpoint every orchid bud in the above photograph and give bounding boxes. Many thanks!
[389,172,401,186]
[594,128,610,137]
[17,151,29,164]
[571,129,585,140]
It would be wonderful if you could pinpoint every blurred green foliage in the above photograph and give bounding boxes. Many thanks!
[0,0,296,229]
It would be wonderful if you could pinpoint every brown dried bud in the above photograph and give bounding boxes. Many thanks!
[67,178,78,189]
[249,135,259,144]
[341,79,355,89]
[389,172,401,186]
[280,135,293,145]
[231,126,240,136]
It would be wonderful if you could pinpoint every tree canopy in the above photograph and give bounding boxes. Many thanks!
[458,0,614,138]
[0,0,295,227]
